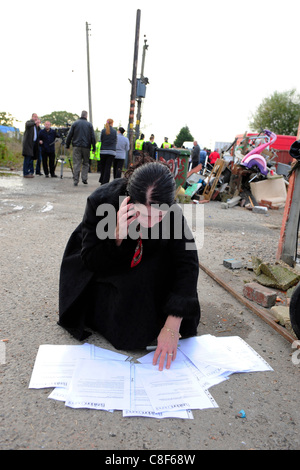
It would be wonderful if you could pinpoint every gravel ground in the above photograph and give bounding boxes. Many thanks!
[0,168,299,451]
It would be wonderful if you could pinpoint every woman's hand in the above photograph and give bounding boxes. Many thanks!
[115,196,138,246]
[153,316,182,371]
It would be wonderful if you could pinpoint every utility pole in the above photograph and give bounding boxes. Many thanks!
[86,21,93,125]
[135,36,149,143]
[127,9,141,166]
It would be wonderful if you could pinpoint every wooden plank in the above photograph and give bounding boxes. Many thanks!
[277,119,300,261]
[276,169,296,261]
[280,168,300,266]
[198,261,297,345]
[202,159,225,201]
[187,164,202,178]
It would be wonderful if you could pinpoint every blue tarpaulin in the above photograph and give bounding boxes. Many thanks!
[0,126,20,135]
[0,125,19,133]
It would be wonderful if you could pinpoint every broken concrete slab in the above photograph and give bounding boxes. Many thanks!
[253,206,268,214]
[251,256,264,275]
[270,305,295,335]
[255,263,300,291]
[223,259,243,269]
[270,305,290,325]
[227,196,241,208]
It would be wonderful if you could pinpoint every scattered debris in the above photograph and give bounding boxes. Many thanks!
[242,257,299,335]
[199,261,298,344]
[252,206,268,214]
[243,282,277,308]
[227,196,241,208]
[270,306,293,333]
[176,129,291,212]
[236,410,247,419]
[223,259,243,269]
[255,262,300,291]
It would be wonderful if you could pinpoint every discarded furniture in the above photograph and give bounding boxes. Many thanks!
[250,176,287,208]
[202,159,225,201]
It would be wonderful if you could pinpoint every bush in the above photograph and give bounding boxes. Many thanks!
[0,133,75,171]
[0,133,23,169]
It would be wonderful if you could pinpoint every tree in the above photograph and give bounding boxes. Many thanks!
[0,112,15,127]
[40,111,79,127]
[174,126,194,147]
[249,89,300,136]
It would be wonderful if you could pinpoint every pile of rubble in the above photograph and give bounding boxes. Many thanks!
[179,130,290,212]
[222,255,300,337]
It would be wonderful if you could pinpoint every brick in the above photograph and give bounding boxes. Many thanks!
[243,282,277,308]
[260,200,279,210]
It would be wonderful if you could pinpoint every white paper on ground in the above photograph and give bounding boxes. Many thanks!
[138,348,230,388]
[31,335,272,419]
[29,343,129,389]
[123,364,194,419]
[178,334,273,373]
[64,358,131,410]
[213,336,273,372]
[135,362,218,413]
[28,344,92,389]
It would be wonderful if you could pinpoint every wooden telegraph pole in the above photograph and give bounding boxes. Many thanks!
[135,36,149,143]
[86,22,93,125]
[127,9,141,166]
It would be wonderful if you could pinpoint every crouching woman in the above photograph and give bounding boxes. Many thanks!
[58,159,200,370]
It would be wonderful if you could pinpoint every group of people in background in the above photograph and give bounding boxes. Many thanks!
[22,111,127,185]
[65,113,132,186]
[191,140,220,170]
[133,134,172,158]
[22,113,57,178]
[23,110,220,186]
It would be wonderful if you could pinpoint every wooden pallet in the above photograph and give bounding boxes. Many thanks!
[202,159,225,201]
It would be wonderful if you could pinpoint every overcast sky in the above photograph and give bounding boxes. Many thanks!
[1,0,299,148]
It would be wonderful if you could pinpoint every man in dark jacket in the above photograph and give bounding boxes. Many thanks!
[38,121,57,178]
[144,134,158,159]
[66,111,96,186]
[22,113,40,177]
[191,141,200,169]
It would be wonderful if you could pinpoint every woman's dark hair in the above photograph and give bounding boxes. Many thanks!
[125,156,176,206]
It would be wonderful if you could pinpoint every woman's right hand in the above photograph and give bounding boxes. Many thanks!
[115,196,138,246]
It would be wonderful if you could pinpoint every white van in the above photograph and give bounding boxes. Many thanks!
[182,141,194,150]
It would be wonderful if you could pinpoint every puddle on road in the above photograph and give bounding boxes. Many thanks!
[0,173,23,189]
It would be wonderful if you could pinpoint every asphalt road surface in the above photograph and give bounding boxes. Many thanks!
[0,168,299,451]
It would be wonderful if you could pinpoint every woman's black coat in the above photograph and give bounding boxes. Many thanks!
[58,178,200,350]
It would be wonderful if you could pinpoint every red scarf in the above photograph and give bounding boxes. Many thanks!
[131,237,143,268]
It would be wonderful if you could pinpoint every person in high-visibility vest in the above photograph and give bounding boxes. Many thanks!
[90,141,101,161]
[135,133,145,151]
[89,141,101,173]
[161,137,171,149]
